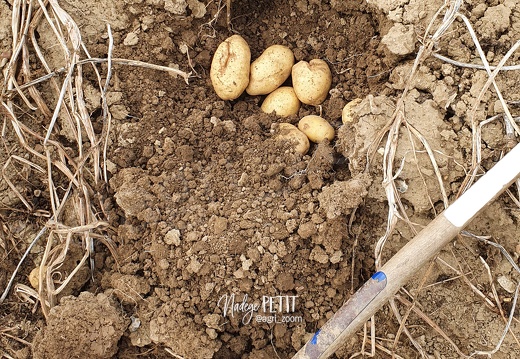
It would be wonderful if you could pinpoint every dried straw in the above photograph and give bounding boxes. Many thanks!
[0,0,190,317]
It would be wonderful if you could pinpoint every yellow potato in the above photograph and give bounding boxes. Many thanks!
[28,266,46,289]
[292,59,332,105]
[261,86,300,117]
[342,98,362,124]
[210,35,251,100]
[275,123,310,155]
[298,115,335,143]
[246,45,294,96]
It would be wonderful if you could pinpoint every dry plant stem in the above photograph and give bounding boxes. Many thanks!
[1,0,124,310]
[465,22,520,137]
[433,53,520,71]
[0,351,14,359]
[472,283,520,357]
[198,0,226,39]
[388,298,427,358]
[369,318,375,356]
[0,328,32,347]
[480,256,520,348]
[391,261,437,357]
[226,0,231,29]
[86,58,193,83]
[348,321,372,358]
[6,57,191,93]
[0,226,47,303]
[395,295,470,358]
[461,232,520,352]
[403,129,436,215]
[480,257,505,317]
[360,322,368,357]
[14,283,40,306]
[350,334,407,359]
[372,0,459,267]
[164,348,187,359]
[435,256,495,308]
[405,124,449,207]
[35,0,82,145]
[2,155,45,211]
[462,231,520,276]
[455,16,520,199]
[371,342,405,359]
[506,188,520,207]
[102,24,114,183]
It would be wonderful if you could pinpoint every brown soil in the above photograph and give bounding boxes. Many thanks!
[1,0,520,358]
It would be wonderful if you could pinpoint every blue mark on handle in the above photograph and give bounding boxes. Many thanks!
[310,329,321,345]
[371,271,387,282]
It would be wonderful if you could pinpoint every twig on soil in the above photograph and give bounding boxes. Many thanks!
[198,0,227,39]
[435,255,496,309]
[164,348,186,359]
[348,320,374,358]
[471,282,520,357]
[433,53,520,71]
[480,257,505,317]
[0,226,47,303]
[480,256,520,347]
[0,327,32,347]
[396,294,471,358]
[460,231,520,354]
[5,57,192,91]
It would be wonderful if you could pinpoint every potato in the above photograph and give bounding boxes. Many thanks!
[298,115,335,143]
[292,59,332,105]
[28,266,46,289]
[275,123,310,155]
[261,86,300,117]
[342,98,362,124]
[246,45,294,96]
[210,34,251,100]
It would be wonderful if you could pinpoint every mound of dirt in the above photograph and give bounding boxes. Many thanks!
[2,0,520,358]
[32,292,127,359]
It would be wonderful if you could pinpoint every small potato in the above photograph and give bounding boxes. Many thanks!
[275,123,310,155]
[261,86,300,117]
[298,115,335,143]
[28,266,46,289]
[246,45,294,96]
[210,34,251,100]
[342,98,362,124]
[292,59,332,105]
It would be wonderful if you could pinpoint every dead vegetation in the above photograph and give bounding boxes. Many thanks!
[0,0,520,358]
[0,0,190,319]
[357,0,520,357]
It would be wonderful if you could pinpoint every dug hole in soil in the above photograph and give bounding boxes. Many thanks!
[1,0,520,358]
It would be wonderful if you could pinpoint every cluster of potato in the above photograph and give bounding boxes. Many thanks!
[210,34,336,155]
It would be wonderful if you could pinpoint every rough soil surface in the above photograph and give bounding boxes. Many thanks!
[1,0,520,358]
[31,292,127,359]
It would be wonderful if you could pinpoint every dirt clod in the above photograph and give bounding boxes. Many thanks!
[32,293,127,359]
[318,174,373,219]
